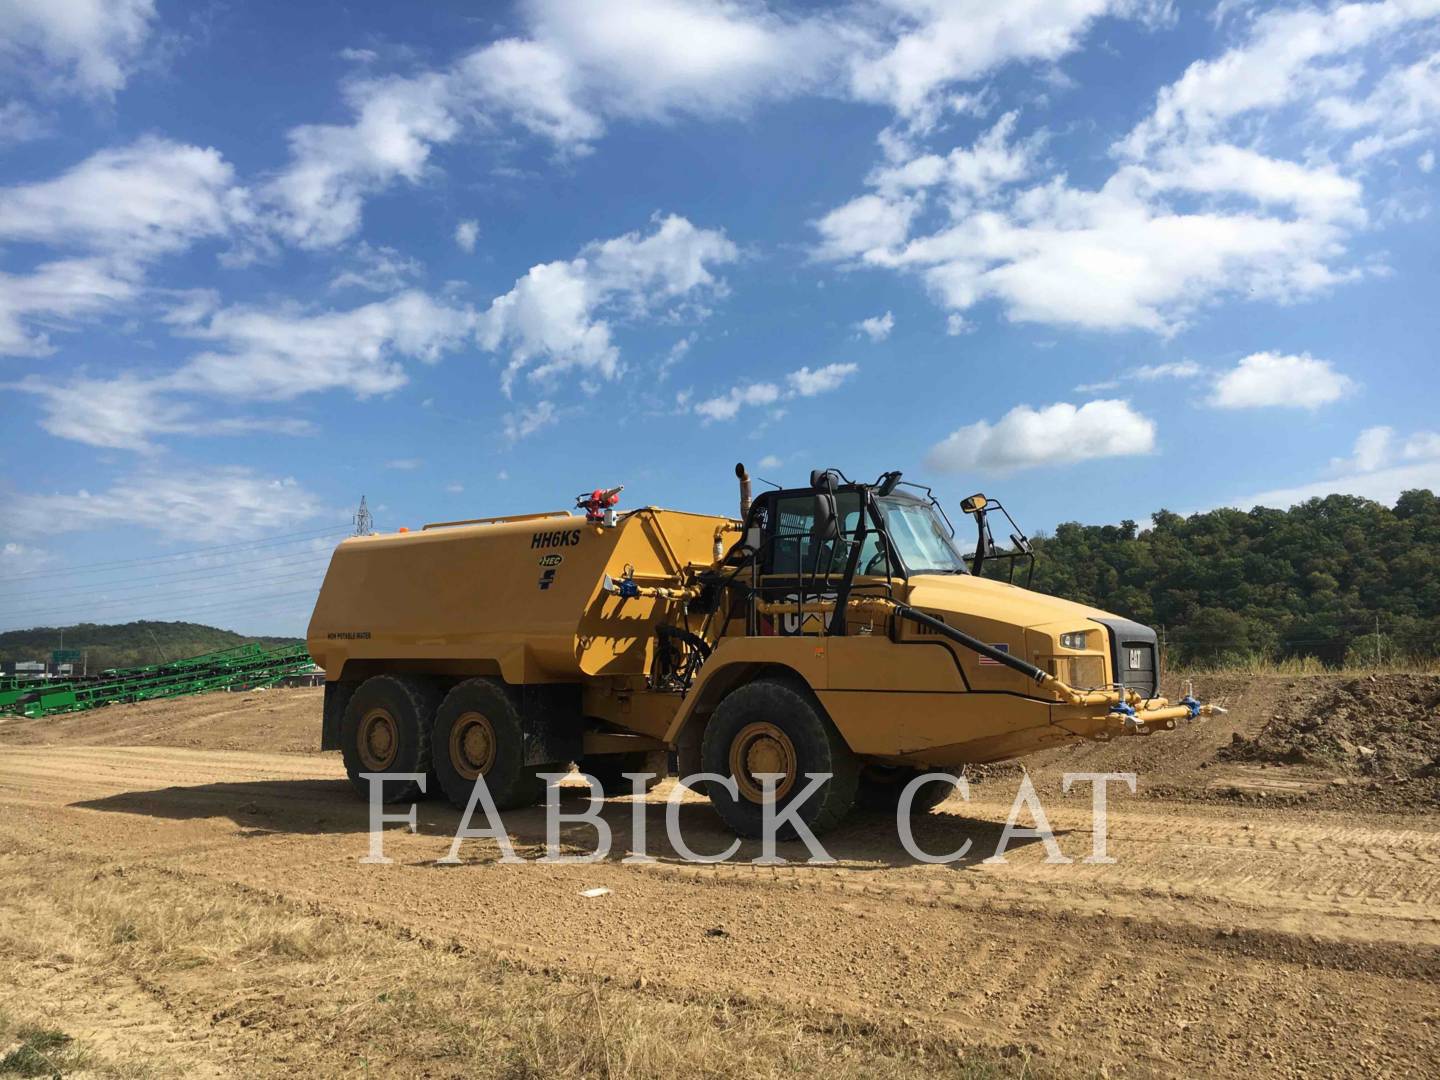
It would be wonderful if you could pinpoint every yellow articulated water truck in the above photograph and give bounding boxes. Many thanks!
[306,466,1221,836]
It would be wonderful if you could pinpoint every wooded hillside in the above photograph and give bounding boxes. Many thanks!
[0,621,297,672]
[1019,490,1440,666]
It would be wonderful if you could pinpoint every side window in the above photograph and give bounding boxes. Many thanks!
[768,493,873,575]
[770,495,816,575]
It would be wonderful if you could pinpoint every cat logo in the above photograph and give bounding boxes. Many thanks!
[538,554,563,567]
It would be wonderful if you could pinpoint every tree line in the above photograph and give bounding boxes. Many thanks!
[1010,490,1440,668]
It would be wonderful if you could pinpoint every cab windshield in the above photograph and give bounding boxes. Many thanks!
[875,496,968,575]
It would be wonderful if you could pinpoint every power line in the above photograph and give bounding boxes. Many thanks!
[0,564,332,622]
[0,548,334,604]
[0,525,349,583]
[0,588,323,634]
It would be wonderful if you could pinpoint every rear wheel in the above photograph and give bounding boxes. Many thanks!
[856,765,958,815]
[701,677,858,838]
[432,678,547,811]
[340,675,441,802]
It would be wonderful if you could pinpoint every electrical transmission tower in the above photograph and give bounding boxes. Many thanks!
[353,495,374,536]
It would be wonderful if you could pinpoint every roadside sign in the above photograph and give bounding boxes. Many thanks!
[52,649,81,663]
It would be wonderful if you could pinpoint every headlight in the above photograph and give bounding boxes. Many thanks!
[1059,631,1090,650]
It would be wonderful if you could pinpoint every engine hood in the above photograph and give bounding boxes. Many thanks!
[904,573,1124,630]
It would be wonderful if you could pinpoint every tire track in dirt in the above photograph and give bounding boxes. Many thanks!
[3,744,1439,1076]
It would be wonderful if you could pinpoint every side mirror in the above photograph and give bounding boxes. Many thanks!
[960,493,987,514]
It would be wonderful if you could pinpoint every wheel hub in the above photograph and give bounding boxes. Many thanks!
[358,708,398,770]
[729,721,798,803]
[450,711,496,779]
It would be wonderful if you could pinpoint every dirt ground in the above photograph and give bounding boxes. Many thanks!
[1,676,1438,1077]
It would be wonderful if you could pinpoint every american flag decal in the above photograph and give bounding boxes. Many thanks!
[978,643,1010,665]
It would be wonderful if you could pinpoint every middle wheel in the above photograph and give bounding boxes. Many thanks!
[700,677,858,838]
[432,677,547,811]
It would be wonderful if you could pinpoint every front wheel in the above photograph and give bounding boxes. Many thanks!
[700,678,858,838]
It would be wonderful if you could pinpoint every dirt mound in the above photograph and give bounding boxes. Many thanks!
[1218,674,1440,779]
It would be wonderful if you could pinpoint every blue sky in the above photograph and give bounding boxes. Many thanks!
[2,0,1439,636]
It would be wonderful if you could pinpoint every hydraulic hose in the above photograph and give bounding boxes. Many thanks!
[894,604,1050,683]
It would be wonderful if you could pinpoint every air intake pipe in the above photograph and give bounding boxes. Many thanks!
[735,462,752,520]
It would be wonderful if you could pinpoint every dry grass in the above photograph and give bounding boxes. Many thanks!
[0,853,1046,1079]
[1172,656,1440,677]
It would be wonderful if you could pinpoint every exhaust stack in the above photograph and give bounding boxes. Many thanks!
[735,462,752,520]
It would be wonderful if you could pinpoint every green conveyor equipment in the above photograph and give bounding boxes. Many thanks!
[1,642,317,719]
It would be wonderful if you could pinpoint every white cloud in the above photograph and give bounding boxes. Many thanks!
[1404,431,1440,459]
[456,38,604,148]
[1211,351,1356,409]
[1326,425,1440,476]
[513,0,837,124]
[1243,461,1440,508]
[8,467,324,542]
[0,257,140,356]
[1132,360,1201,380]
[757,454,784,470]
[15,290,473,451]
[14,373,315,452]
[1239,425,1440,509]
[1331,425,1394,473]
[0,541,54,574]
[856,310,894,341]
[847,1,1148,128]
[0,136,245,257]
[0,137,252,353]
[329,242,422,293]
[478,214,737,392]
[659,333,695,377]
[0,99,47,145]
[263,73,459,248]
[871,111,1042,205]
[816,3,1438,336]
[696,362,857,421]
[502,400,558,442]
[445,482,465,494]
[694,381,782,422]
[1322,50,1440,159]
[819,105,1366,334]
[385,458,423,470]
[245,0,1171,250]
[1117,1,1440,159]
[454,219,479,253]
[0,0,157,95]
[788,362,858,396]
[172,290,474,401]
[926,398,1156,473]
[815,193,918,261]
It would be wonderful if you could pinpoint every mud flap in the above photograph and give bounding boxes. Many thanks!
[321,681,356,752]
[520,683,583,766]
